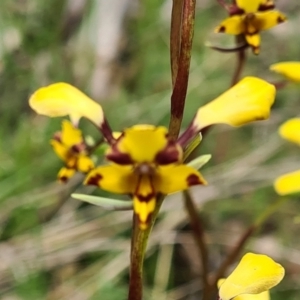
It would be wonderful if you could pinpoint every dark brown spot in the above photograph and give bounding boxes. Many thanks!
[258,3,275,11]
[187,174,201,186]
[218,26,226,33]
[86,173,102,186]
[59,176,68,183]
[106,151,133,165]
[277,16,286,24]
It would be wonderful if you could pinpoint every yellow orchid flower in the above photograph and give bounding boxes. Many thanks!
[270,62,300,82]
[51,120,94,182]
[215,1,286,55]
[219,253,284,300]
[274,118,300,195]
[29,77,275,229]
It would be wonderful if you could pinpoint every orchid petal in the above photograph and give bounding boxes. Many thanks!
[215,16,244,34]
[29,82,104,126]
[279,118,300,145]
[274,170,300,196]
[219,253,284,300]
[154,165,207,194]
[270,62,300,82]
[84,164,137,194]
[192,77,275,130]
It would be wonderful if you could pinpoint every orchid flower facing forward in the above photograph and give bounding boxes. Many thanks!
[51,120,95,182]
[274,119,300,195]
[215,0,286,54]
[218,253,284,300]
[29,77,275,229]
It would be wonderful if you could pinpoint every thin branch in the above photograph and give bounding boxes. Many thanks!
[184,191,209,299]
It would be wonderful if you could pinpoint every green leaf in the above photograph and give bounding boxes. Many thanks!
[71,193,133,210]
[183,133,202,161]
[187,154,211,170]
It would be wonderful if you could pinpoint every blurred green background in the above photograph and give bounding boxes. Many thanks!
[0,0,300,299]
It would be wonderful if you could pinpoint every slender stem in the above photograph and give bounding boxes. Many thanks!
[230,46,246,87]
[184,191,209,299]
[128,195,165,300]
[170,0,184,87]
[169,0,196,139]
[206,197,289,299]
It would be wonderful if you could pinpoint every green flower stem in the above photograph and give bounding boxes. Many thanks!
[206,196,289,299]
[128,195,165,300]
[184,191,209,299]
[169,0,196,139]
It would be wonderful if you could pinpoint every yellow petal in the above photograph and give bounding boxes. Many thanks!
[274,170,300,196]
[112,125,169,163]
[278,118,300,145]
[51,139,69,162]
[236,0,265,13]
[193,77,275,130]
[84,164,137,194]
[154,165,207,194]
[58,167,76,183]
[218,279,270,300]
[254,11,287,31]
[134,175,156,229]
[60,120,83,147]
[215,16,244,35]
[29,83,104,126]
[77,155,95,173]
[270,62,300,82]
[245,34,260,54]
[219,253,284,300]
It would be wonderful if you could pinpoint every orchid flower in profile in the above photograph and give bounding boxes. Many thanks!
[218,253,284,300]
[29,77,275,229]
[215,0,286,54]
[274,118,300,195]
[50,120,95,182]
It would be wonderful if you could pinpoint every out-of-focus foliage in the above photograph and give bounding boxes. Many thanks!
[1,0,300,299]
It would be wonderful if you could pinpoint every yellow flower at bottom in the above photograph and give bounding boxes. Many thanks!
[270,62,300,82]
[219,253,284,300]
[85,125,207,229]
[52,120,94,182]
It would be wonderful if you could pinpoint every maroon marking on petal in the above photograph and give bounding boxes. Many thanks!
[258,3,275,11]
[228,5,244,16]
[59,175,69,183]
[136,193,156,202]
[52,132,62,142]
[86,173,102,186]
[187,174,202,186]
[106,151,133,165]
[218,26,226,33]
[155,142,182,165]
[277,15,286,23]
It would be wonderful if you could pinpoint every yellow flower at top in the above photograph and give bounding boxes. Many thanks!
[215,0,286,54]
[51,120,94,182]
[219,253,284,300]
[274,118,300,195]
[270,62,300,82]
[29,77,276,229]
